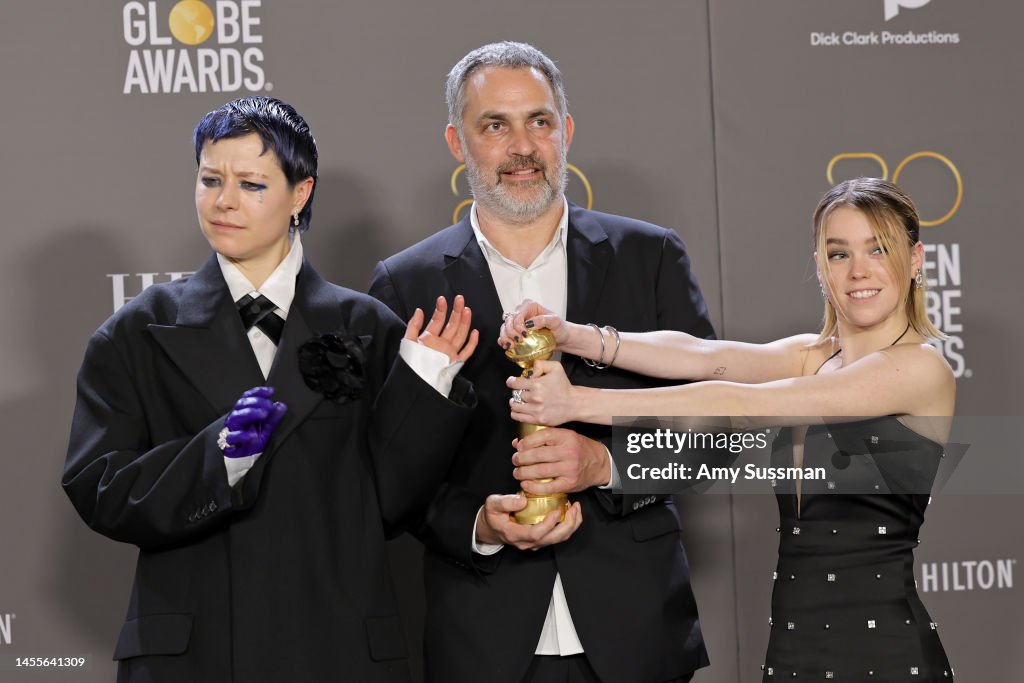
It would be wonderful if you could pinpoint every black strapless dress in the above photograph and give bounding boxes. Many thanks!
[762,417,953,681]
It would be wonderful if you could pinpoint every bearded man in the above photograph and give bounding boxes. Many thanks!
[369,42,714,683]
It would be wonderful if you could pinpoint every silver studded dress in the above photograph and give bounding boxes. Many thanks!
[762,417,953,681]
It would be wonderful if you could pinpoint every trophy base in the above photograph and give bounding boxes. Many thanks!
[513,490,569,525]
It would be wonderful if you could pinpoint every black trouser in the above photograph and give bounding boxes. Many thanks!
[521,654,694,683]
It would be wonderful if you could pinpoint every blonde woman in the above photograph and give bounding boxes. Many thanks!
[502,178,955,681]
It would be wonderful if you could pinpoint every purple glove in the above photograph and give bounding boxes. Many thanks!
[219,386,287,459]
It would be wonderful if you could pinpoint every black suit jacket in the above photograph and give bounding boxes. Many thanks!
[369,204,714,683]
[63,255,475,683]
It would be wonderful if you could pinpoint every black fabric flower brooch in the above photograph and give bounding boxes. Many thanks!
[297,333,366,403]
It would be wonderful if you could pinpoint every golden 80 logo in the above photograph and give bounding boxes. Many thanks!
[826,152,962,227]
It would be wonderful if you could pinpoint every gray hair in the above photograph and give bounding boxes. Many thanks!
[446,41,568,135]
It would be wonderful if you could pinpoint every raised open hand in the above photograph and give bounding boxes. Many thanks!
[405,295,479,363]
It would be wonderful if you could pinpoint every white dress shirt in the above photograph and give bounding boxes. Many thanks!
[217,234,461,486]
[467,198,590,656]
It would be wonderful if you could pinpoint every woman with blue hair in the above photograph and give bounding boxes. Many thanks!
[64,96,478,682]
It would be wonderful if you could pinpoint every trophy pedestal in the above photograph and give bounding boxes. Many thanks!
[506,329,569,525]
[512,421,569,524]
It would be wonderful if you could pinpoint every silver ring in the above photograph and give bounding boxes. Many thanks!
[502,312,513,321]
[217,427,230,452]
[512,389,525,405]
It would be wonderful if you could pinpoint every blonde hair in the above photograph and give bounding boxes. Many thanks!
[812,178,943,343]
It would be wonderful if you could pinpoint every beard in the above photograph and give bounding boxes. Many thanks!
[464,144,569,224]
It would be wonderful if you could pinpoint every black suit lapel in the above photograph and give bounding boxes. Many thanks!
[565,205,611,376]
[263,261,341,449]
[441,220,504,325]
[148,255,264,415]
[441,221,506,373]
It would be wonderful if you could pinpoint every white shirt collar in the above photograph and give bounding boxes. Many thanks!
[470,196,569,268]
[216,233,303,314]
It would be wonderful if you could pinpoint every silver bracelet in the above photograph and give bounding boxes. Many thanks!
[582,323,608,368]
[603,325,621,367]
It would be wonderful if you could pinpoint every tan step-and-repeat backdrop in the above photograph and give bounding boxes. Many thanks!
[1,1,1020,681]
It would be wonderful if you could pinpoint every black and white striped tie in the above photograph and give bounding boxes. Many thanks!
[236,294,284,345]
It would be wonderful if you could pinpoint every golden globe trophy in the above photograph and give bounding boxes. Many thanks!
[505,328,570,525]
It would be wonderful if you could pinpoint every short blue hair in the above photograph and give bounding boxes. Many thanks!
[194,97,318,232]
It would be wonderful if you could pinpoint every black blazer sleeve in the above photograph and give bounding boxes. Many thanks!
[656,228,715,341]
[369,260,491,570]
[594,227,716,517]
[369,355,477,536]
[62,330,235,551]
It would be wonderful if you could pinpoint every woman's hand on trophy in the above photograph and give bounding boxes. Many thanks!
[405,294,479,363]
[498,299,568,349]
[507,360,577,426]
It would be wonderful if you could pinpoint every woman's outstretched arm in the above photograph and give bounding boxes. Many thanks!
[508,343,953,427]
[499,299,817,384]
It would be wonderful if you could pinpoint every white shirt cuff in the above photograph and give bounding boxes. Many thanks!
[471,505,504,555]
[399,338,463,397]
[224,453,260,487]
[598,445,621,490]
